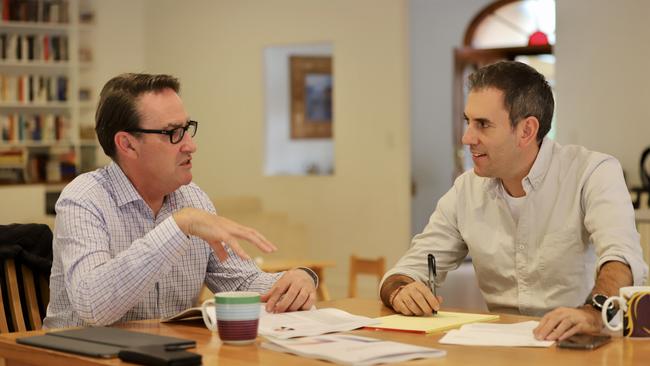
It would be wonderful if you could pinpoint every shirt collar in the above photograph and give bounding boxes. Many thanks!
[106,161,145,207]
[525,137,554,191]
[485,137,554,197]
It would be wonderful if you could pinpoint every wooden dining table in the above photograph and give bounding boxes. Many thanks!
[0,298,648,366]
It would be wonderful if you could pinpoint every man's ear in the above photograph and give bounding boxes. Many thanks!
[114,131,140,159]
[518,116,539,148]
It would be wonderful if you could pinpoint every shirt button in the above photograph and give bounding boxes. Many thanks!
[519,245,525,250]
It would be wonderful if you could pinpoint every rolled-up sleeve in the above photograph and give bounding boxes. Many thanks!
[582,158,649,285]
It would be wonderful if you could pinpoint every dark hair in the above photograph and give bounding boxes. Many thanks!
[95,73,180,158]
[467,61,554,143]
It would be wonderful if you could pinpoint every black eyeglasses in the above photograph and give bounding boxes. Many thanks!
[125,120,198,144]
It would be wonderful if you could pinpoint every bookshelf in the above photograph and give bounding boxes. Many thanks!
[0,0,96,185]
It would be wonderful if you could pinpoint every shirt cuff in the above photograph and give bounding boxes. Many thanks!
[298,267,319,288]
[597,255,629,270]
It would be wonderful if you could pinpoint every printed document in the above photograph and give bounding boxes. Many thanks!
[262,334,446,366]
[259,307,379,339]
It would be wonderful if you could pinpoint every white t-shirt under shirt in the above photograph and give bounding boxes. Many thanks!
[501,183,527,225]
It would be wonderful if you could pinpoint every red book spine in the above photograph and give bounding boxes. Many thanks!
[8,114,14,142]
[17,76,23,102]
[43,35,50,61]
[2,0,9,21]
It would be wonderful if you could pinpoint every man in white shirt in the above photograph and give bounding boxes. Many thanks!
[380,61,647,341]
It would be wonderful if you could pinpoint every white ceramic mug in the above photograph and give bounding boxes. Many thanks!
[602,286,650,337]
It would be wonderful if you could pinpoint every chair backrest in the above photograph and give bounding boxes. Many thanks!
[348,255,385,298]
[0,258,50,333]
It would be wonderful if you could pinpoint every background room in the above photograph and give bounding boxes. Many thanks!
[0,0,648,303]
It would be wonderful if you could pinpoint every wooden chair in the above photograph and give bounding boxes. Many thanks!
[0,258,50,333]
[348,255,385,298]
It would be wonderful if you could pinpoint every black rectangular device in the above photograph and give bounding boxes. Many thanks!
[556,334,611,350]
[17,334,120,358]
[118,346,202,366]
[49,327,196,350]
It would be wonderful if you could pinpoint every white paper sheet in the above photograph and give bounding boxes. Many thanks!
[262,334,446,366]
[259,307,379,339]
[438,320,554,347]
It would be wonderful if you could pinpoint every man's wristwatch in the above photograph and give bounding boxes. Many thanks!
[297,267,319,287]
[586,293,616,322]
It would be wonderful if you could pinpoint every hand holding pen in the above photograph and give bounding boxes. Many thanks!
[387,254,442,316]
[427,254,437,314]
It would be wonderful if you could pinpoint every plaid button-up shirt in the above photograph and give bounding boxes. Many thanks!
[44,162,282,328]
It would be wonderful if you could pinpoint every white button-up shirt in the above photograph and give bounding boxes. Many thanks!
[383,138,648,316]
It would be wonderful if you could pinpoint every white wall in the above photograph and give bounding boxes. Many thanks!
[142,0,411,299]
[0,185,47,225]
[84,0,147,167]
[409,0,492,235]
[555,0,650,187]
[409,1,492,309]
[263,44,334,176]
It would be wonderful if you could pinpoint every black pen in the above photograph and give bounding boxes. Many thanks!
[427,254,437,314]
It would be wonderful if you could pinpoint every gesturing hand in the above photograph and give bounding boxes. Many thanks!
[390,281,442,316]
[261,269,317,313]
[173,207,277,261]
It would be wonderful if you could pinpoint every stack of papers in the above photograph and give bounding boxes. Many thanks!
[262,334,446,366]
[259,307,379,339]
[366,311,499,333]
[439,321,554,347]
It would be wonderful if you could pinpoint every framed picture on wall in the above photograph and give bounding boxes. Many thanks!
[290,56,333,139]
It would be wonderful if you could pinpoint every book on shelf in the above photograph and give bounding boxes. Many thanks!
[0,33,69,62]
[0,148,25,183]
[0,149,23,165]
[24,147,75,183]
[1,113,69,143]
[1,0,69,23]
[0,166,24,183]
[0,74,68,103]
[0,150,69,184]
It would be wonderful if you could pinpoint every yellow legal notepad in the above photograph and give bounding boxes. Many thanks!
[365,312,499,334]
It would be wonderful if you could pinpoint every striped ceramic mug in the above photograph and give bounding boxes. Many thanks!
[202,291,261,345]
